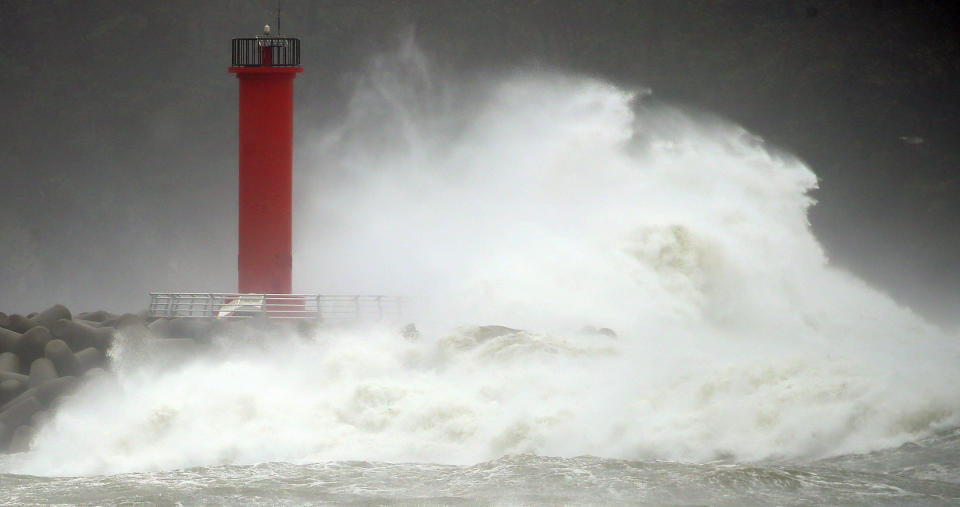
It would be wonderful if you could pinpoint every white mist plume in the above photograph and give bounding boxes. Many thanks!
[4,44,959,476]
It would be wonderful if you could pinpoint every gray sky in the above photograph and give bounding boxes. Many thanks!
[0,0,957,325]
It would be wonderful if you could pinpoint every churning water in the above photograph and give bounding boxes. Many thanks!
[2,48,959,504]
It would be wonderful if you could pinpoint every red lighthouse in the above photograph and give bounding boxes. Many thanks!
[147,29,401,323]
[229,27,302,294]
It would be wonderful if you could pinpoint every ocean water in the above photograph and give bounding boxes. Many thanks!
[2,441,960,505]
[2,46,959,504]
[3,426,960,505]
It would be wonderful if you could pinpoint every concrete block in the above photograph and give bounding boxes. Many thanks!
[50,319,112,352]
[28,358,58,389]
[74,347,105,373]
[0,352,19,374]
[34,304,71,329]
[0,395,42,429]
[0,379,24,405]
[15,327,53,365]
[0,371,29,385]
[7,425,34,453]
[103,313,145,330]
[29,409,47,428]
[6,314,39,334]
[76,310,115,323]
[0,327,21,355]
[44,339,79,377]
[35,376,77,405]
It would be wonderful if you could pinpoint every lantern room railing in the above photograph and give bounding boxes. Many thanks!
[231,37,300,67]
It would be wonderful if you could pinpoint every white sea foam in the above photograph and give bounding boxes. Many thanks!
[4,48,959,476]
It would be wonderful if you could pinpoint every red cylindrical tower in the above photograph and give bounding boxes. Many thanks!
[229,33,302,294]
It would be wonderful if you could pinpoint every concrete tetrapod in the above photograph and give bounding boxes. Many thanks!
[0,371,29,384]
[0,376,80,451]
[34,304,71,329]
[1,376,77,412]
[16,327,54,366]
[0,303,334,453]
[3,370,22,383]
[0,351,19,373]
[45,339,80,377]
[0,379,24,405]
[5,314,40,334]
[76,310,115,323]
[0,304,128,453]
[0,327,21,354]
[35,376,78,405]
[7,425,35,453]
[28,358,58,389]
[30,409,48,427]
[50,318,113,352]
[74,347,105,373]
[102,313,145,330]
[0,395,42,430]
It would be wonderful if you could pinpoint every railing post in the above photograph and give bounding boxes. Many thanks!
[146,293,400,321]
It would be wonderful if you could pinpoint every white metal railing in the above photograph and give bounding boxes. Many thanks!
[148,293,402,321]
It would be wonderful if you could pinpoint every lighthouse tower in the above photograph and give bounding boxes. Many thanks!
[230,26,302,294]
[146,28,400,322]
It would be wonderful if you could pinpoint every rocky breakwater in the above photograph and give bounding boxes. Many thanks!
[0,307,317,454]
[0,305,117,453]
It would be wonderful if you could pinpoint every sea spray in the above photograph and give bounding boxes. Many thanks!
[5,318,957,476]
[3,57,959,476]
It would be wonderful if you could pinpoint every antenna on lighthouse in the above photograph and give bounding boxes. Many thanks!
[276,0,282,36]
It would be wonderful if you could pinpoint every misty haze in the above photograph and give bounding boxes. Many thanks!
[1,1,959,505]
